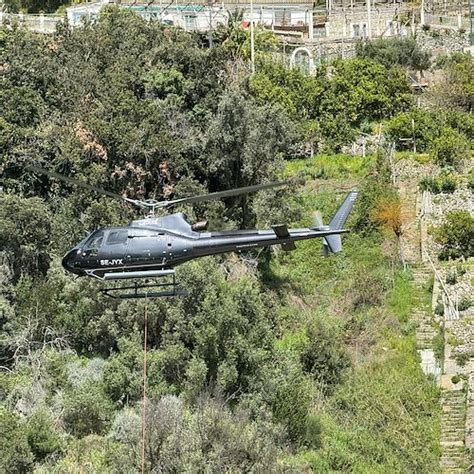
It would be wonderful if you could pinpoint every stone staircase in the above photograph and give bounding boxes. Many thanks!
[396,167,470,471]
[440,388,467,472]
[411,265,441,379]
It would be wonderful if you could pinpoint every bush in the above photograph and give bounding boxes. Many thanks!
[434,210,474,260]
[63,382,114,437]
[445,270,457,285]
[455,350,472,367]
[419,176,440,193]
[385,109,440,152]
[356,37,431,72]
[434,301,444,316]
[0,408,34,472]
[438,173,457,193]
[430,128,470,168]
[26,409,63,462]
[303,414,322,449]
[270,371,313,444]
[456,265,467,277]
[468,169,474,192]
[300,320,350,393]
[458,296,472,312]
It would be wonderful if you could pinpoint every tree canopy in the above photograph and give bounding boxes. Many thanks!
[0,10,445,472]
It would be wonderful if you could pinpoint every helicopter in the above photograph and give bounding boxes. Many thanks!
[28,166,358,299]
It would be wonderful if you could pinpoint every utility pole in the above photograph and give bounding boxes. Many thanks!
[250,0,256,74]
[366,0,372,39]
[468,0,474,46]
[208,0,213,48]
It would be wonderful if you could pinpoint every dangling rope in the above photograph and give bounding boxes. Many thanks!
[141,292,148,474]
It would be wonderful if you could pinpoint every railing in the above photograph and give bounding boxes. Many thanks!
[426,252,459,321]
[0,12,64,33]
[419,189,459,321]
[424,12,470,30]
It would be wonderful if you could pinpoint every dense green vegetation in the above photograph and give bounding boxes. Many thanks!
[3,10,472,471]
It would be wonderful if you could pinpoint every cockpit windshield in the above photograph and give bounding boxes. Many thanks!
[83,230,104,256]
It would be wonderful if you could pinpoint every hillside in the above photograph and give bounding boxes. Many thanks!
[1,8,473,472]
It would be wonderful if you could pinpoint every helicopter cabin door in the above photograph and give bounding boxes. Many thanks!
[126,229,167,267]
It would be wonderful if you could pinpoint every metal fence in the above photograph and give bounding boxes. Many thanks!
[0,12,64,33]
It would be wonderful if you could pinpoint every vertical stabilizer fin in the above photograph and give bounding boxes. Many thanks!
[312,191,358,254]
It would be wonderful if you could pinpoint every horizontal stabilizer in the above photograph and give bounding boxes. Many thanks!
[272,224,290,238]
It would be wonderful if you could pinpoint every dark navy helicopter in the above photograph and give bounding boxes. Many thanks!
[30,166,358,299]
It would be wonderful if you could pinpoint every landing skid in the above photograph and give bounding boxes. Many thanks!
[100,274,187,300]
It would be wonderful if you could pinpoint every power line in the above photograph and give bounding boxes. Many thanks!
[141,294,148,474]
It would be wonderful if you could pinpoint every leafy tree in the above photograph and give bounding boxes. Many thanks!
[251,58,410,152]
[429,127,470,168]
[204,84,295,224]
[0,194,52,281]
[63,381,114,437]
[300,319,350,393]
[102,336,144,404]
[216,14,279,61]
[356,37,431,73]
[2,0,69,13]
[384,109,440,152]
[25,408,63,462]
[434,210,474,260]
[0,408,34,472]
[432,53,474,111]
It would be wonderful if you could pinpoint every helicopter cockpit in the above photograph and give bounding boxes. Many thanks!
[82,230,105,257]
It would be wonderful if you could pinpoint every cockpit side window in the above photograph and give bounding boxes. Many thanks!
[83,231,104,256]
[107,230,128,245]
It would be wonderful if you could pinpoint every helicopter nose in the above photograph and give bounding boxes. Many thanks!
[62,249,82,275]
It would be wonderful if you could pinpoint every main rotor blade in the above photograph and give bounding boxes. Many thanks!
[26,165,140,206]
[161,181,289,208]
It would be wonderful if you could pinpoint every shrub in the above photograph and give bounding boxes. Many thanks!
[355,37,431,72]
[439,175,456,193]
[434,301,444,316]
[458,296,472,312]
[420,172,457,194]
[456,265,467,276]
[434,210,474,260]
[26,409,63,462]
[419,176,440,193]
[451,375,461,384]
[468,169,474,192]
[63,382,114,437]
[455,351,472,367]
[271,372,313,444]
[445,270,457,285]
[0,408,34,472]
[300,320,351,392]
[373,195,403,238]
[385,109,440,152]
[303,414,322,449]
[432,329,444,362]
[429,128,470,169]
